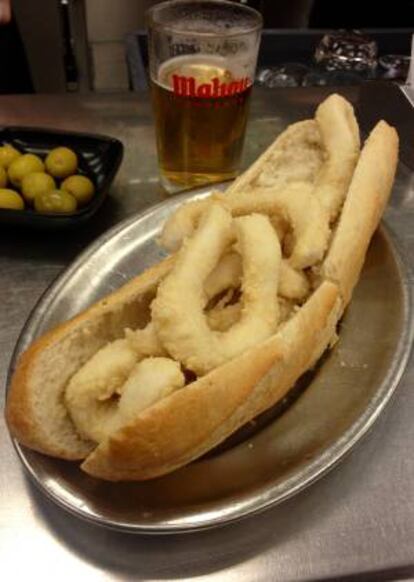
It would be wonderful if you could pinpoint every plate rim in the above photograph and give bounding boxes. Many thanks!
[6,185,414,534]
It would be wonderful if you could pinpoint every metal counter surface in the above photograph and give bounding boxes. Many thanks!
[1,86,413,581]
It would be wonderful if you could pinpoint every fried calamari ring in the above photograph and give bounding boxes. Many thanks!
[206,302,241,332]
[204,252,242,299]
[206,296,296,332]
[160,184,329,269]
[205,251,310,302]
[64,322,168,442]
[65,356,185,443]
[226,184,329,269]
[279,261,310,301]
[125,321,166,356]
[152,204,281,375]
[158,197,213,253]
[160,193,290,254]
[314,95,360,221]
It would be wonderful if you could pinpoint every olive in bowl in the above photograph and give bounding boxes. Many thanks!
[34,189,78,214]
[0,188,25,210]
[45,147,78,179]
[21,172,56,205]
[0,144,21,168]
[61,175,95,207]
[8,153,44,188]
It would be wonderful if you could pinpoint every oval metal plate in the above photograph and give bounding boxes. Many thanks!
[7,185,413,533]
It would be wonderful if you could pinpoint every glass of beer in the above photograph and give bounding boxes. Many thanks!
[147,0,262,193]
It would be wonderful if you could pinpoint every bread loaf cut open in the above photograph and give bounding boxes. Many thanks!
[5,94,399,481]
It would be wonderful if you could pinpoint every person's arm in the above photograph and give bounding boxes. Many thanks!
[0,0,11,24]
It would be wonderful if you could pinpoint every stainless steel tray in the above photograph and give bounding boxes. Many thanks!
[8,184,413,534]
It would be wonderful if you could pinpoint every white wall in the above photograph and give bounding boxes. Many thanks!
[85,0,158,91]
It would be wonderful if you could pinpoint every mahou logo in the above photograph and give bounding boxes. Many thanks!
[172,74,251,98]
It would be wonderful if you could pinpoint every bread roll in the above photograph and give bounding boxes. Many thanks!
[5,95,399,480]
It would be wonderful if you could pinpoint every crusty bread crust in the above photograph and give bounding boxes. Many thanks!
[322,121,399,307]
[5,108,399,481]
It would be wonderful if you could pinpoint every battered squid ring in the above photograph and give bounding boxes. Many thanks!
[65,356,185,443]
[124,321,166,356]
[226,184,330,269]
[64,322,169,443]
[152,204,282,375]
[205,251,310,302]
[206,302,242,332]
[206,297,295,332]
[160,183,329,269]
[159,197,212,252]
[314,95,360,221]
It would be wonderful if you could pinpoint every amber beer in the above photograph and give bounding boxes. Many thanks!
[151,55,252,190]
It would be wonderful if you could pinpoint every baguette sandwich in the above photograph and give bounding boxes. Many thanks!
[6,94,399,481]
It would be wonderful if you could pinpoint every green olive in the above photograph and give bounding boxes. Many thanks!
[61,174,95,207]
[0,188,24,210]
[34,189,77,214]
[0,166,7,188]
[8,153,44,188]
[0,144,21,169]
[21,172,56,204]
[45,147,78,178]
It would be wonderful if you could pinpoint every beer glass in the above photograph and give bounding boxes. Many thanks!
[147,0,262,193]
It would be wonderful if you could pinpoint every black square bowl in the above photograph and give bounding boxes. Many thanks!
[0,126,123,228]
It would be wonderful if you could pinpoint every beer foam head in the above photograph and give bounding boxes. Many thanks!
[149,1,262,36]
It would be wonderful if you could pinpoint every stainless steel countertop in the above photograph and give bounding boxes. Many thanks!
[1,86,414,581]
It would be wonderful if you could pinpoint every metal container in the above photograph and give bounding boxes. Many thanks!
[7,185,413,533]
